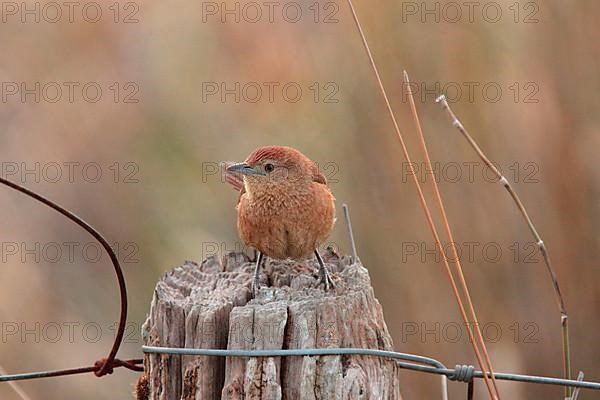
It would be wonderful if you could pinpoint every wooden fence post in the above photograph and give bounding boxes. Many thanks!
[140,249,401,399]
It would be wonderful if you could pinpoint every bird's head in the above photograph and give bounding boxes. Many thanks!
[226,146,324,195]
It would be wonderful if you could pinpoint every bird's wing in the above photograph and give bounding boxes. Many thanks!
[220,162,244,192]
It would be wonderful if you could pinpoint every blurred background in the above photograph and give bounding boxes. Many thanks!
[0,0,598,398]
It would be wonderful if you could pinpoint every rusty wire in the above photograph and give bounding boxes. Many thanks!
[0,359,144,382]
[1,175,598,399]
[0,176,141,379]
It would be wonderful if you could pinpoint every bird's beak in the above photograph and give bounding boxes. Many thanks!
[226,162,266,176]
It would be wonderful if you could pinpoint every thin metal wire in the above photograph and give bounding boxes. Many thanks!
[142,345,449,400]
[142,346,600,391]
[0,176,130,378]
[143,346,446,368]
[0,359,144,382]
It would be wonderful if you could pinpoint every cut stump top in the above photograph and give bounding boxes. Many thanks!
[141,249,401,399]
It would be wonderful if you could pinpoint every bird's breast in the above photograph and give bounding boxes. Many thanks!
[236,184,335,260]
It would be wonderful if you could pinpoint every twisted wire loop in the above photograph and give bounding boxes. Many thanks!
[449,365,476,383]
[0,177,135,380]
[93,358,145,375]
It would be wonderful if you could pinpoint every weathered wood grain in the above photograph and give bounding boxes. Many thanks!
[141,249,401,399]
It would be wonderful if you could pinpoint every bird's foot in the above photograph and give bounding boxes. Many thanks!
[317,266,335,291]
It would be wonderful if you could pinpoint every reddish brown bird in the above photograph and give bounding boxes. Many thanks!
[225,145,336,295]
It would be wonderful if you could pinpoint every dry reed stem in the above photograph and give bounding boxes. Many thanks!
[436,94,572,397]
[343,1,498,398]
[342,203,359,263]
[404,71,501,397]
[569,371,584,400]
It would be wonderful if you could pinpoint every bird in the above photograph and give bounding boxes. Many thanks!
[224,145,336,295]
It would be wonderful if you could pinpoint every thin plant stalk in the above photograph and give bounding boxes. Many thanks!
[343,1,498,398]
[436,94,572,397]
[404,71,500,395]
[570,371,585,400]
[342,204,359,263]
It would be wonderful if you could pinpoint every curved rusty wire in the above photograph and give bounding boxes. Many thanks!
[0,176,134,378]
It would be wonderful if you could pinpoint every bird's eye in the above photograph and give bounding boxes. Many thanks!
[264,163,275,173]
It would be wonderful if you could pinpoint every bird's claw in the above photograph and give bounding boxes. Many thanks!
[318,268,335,291]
